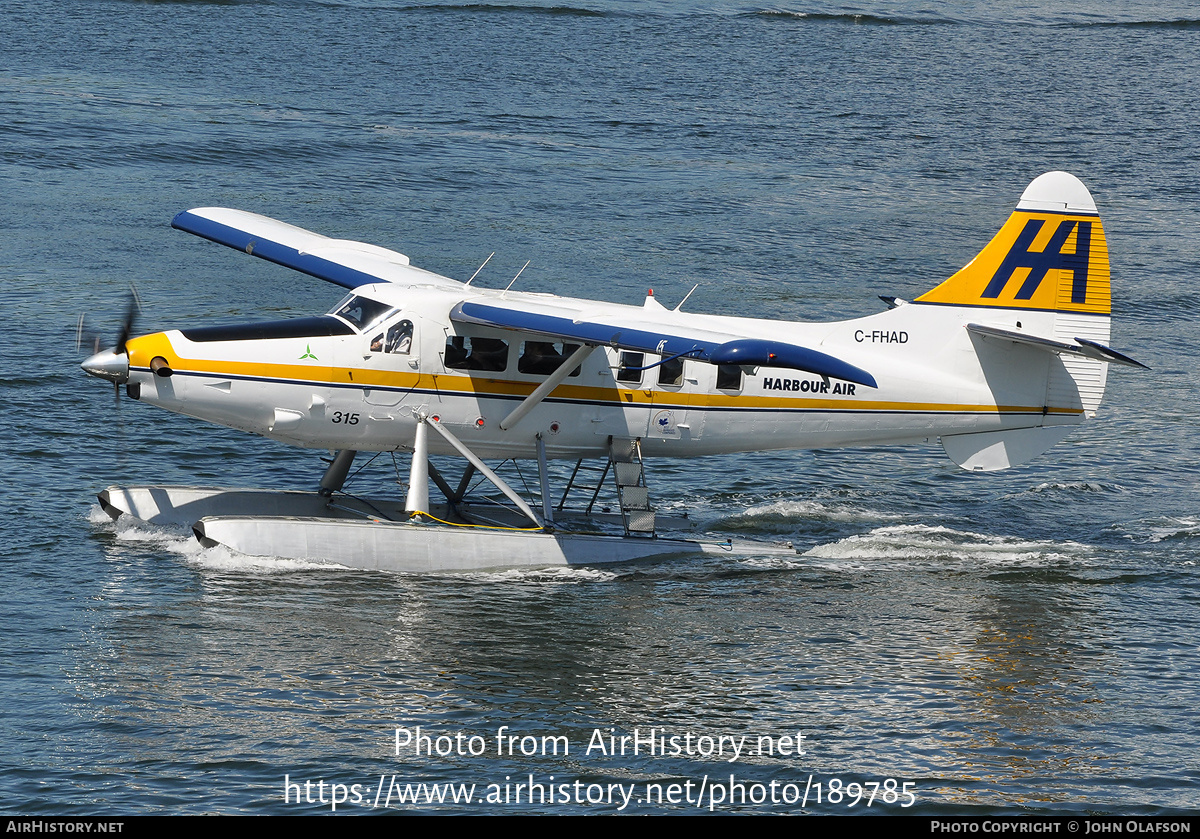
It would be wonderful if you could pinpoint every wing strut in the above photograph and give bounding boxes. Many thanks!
[499,344,597,431]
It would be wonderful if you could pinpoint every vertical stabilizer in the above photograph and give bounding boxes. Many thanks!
[916,172,1110,317]
[927,173,1122,470]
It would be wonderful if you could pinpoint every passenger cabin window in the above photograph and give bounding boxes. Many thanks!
[370,319,413,355]
[617,352,643,384]
[658,356,684,387]
[331,295,393,331]
[716,364,742,391]
[519,341,582,377]
[444,336,509,372]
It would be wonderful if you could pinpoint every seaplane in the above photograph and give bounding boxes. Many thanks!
[82,171,1144,572]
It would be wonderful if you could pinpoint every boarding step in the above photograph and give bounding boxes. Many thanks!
[609,436,655,536]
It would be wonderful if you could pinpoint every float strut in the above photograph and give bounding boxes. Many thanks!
[405,419,430,517]
[452,463,477,503]
[536,433,555,526]
[427,462,458,506]
[319,449,357,497]
[425,417,544,529]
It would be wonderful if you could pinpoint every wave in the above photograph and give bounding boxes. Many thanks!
[447,565,623,582]
[748,10,958,26]
[752,10,1200,28]
[1018,481,1115,495]
[1113,516,1200,545]
[802,523,1092,569]
[110,0,609,12]
[1073,18,1200,30]
[113,0,266,5]
[399,2,606,14]
[721,498,906,530]
[99,0,1200,28]
[312,1,610,15]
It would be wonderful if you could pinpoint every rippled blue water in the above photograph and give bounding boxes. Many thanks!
[3,0,1199,815]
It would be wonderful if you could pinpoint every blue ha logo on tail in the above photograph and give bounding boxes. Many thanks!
[916,171,1110,316]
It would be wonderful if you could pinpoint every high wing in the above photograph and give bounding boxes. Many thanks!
[173,207,876,387]
[451,296,878,388]
[172,208,463,291]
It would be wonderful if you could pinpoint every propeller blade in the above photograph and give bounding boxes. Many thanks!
[114,286,141,357]
[75,314,103,356]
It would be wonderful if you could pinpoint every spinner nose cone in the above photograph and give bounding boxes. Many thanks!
[81,348,130,383]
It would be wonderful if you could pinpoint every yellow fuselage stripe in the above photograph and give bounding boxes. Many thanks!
[126,335,1082,417]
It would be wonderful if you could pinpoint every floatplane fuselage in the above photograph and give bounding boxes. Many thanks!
[81,172,1144,571]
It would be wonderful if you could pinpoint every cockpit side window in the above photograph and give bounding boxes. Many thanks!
[371,319,414,354]
[387,320,413,354]
[330,295,394,332]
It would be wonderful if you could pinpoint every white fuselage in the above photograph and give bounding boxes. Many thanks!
[123,281,1093,462]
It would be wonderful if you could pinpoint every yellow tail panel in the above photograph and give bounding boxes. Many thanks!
[916,172,1110,316]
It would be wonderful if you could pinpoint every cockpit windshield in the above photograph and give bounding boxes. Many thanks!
[329,294,394,332]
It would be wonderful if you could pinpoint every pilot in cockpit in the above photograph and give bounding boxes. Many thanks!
[370,319,414,354]
[387,320,413,354]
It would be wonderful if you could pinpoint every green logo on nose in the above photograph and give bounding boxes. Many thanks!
[299,345,318,360]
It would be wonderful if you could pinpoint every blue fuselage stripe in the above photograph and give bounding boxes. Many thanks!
[145,368,1038,418]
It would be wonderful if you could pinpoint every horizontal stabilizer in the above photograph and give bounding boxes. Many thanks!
[1073,337,1149,369]
[172,208,461,291]
[942,426,1075,472]
[966,323,1147,369]
[451,301,877,387]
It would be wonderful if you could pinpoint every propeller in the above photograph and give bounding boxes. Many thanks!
[79,285,142,404]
